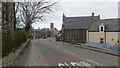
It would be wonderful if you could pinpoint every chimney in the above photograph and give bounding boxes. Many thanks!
[98,15,100,17]
[92,13,94,16]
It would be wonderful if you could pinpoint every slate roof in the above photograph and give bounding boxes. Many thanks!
[63,17,91,29]
[88,21,100,31]
[63,16,100,30]
[89,18,120,32]
[103,18,120,32]
[63,14,120,32]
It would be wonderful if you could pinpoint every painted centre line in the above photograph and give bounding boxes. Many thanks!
[87,59,103,66]
[63,50,77,55]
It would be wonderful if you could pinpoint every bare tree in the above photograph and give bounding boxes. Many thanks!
[15,0,59,31]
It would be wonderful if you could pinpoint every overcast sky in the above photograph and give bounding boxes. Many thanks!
[32,0,120,30]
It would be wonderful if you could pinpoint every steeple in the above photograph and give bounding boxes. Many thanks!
[63,13,66,18]
[63,13,66,22]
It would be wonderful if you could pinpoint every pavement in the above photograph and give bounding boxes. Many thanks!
[72,43,120,57]
[14,40,43,66]
[14,38,119,67]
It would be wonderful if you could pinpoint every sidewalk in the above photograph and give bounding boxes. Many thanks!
[14,40,43,66]
[64,42,120,57]
[78,45,119,56]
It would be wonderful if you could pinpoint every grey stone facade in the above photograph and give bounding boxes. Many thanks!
[62,13,100,43]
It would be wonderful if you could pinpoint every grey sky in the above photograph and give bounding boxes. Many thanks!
[32,0,119,30]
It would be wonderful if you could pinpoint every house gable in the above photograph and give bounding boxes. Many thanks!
[89,18,120,32]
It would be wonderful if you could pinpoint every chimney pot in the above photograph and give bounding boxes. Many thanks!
[98,15,100,17]
[92,13,94,16]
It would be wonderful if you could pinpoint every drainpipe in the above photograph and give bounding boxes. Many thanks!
[87,31,89,42]
[105,26,106,44]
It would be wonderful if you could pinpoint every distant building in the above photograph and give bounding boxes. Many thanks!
[61,13,120,45]
[30,23,59,39]
[50,23,59,37]
[34,28,42,39]
[50,23,54,31]
[41,28,50,38]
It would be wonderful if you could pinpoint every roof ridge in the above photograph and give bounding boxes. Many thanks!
[101,18,120,20]
[65,16,99,18]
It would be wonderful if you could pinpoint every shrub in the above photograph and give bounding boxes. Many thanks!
[2,32,15,57]
[22,30,29,43]
[2,30,29,57]
[14,30,29,48]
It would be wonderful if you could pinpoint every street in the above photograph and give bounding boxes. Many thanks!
[1,1,120,68]
[15,38,118,67]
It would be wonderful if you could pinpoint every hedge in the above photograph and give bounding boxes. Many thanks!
[2,30,29,57]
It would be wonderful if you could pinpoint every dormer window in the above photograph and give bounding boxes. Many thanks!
[99,25,104,32]
[99,21,105,32]
[101,27,103,32]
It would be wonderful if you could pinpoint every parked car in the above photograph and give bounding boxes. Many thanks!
[43,36,47,39]
[55,34,61,41]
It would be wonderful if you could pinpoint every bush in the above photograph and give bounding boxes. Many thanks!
[14,30,29,47]
[2,30,29,57]
[2,32,15,57]
[22,30,29,43]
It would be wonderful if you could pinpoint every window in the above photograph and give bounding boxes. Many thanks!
[99,22,105,32]
[112,39,114,41]
[99,26,104,32]
[101,27,103,31]
[100,38,104,43]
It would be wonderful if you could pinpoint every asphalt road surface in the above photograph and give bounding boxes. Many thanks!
[16,38,119,67]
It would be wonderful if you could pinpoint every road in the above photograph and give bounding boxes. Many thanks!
[15,38,119,67]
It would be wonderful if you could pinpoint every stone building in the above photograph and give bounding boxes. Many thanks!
[31,28,51,39]
[61,13,120,45]
[31,23,59,39]
[88,18,120,45]
[61,13,100,43]
[50,23,59,37]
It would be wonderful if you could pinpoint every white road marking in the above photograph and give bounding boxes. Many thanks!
[87,59,103,66]
[78,62,85,66]
[58,61,92,68]
[58,63,66,68]
[64,63,72,68]
[70,62,82,66]
[54,46,59,48]
[81,61,92,66]
[63,50,77,55]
